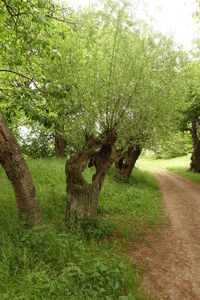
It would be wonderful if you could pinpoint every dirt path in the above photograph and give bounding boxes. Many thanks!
[129,170,200,300]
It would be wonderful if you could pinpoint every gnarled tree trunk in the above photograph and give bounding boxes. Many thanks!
[115,145,142,178]
[65,132,116,221]
[0,111,42,226]
[55,127,67,158]
[190,121,200,172]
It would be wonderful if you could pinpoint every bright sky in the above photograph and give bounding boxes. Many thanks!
[61,0,199,51]
[143,0,198,51]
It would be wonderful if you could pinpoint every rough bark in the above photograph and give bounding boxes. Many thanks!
[0,111,42,226]
[115,145,142,178]
[65,131,116,221]
[55,128,67,158]
[190,121,200,173]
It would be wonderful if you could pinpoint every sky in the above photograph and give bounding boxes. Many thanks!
[61,0,199,51]
[143,0,198,51]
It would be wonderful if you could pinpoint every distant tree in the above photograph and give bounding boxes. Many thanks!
[180,61,200,172]
[152,132,192,159]
[19,124,54,159]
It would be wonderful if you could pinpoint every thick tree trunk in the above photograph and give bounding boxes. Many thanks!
[190,121,200,172]
[115,145,142,178]
[0,111,42,226]
[55,128,67,158]
[65,132,116,221]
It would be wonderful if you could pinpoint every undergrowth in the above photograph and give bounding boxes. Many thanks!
[0,158,164,299]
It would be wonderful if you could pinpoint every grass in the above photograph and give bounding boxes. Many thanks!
[168,167,200,184]
[0,158,165,299]
[136,155,191,171]
[140,154,200,184]
[99,168,166,230]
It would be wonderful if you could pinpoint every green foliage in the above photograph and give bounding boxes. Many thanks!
[116,33,182,152]
[1,0,187,159]
[79,217,117,240]
[0,158,165,299]
[180,60,200,135]
[0,224,140,299]
[18,124,55,158]
[98,167,166,229]
[153,132,192,159]
[0,0,57,110]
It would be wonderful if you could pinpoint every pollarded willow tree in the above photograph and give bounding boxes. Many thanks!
[62,1,181,220]
[115,34,182,178]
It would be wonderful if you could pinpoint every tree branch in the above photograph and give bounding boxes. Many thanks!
[0,87,10,98]
[106,12,121,128]
[0,69,46,94]
[46,14,76,25]
[2,0,16,17]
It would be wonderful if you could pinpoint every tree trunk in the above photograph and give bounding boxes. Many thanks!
[65,132,116,221]
[0,111,42,226]
[115,145,142,178]
[190,121,200,172]
[55,128,67,158]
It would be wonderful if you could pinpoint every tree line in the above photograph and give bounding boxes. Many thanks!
[0,0,199,227]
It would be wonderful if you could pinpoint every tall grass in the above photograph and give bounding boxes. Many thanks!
[0,158,164,299]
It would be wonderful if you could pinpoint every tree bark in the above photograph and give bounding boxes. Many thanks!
[55,128,67,158]
[190,121,200,172]
[0,111,42,226]
[65,132,116,221]
[115,145,142,178]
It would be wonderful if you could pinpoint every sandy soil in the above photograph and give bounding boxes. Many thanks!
[129,170,200,300]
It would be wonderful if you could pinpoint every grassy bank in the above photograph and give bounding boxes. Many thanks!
[136,155,190,171]
[168,167,200,183]
[0,158,165,299]
[141,154,200,184]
